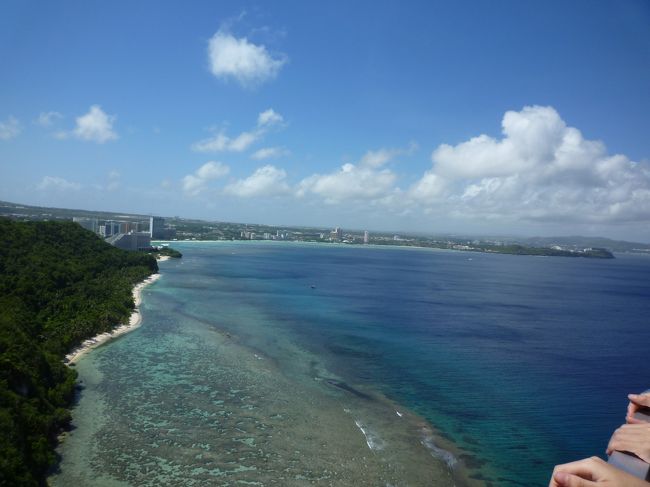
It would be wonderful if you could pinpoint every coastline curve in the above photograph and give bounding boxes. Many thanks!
[64,272,162,365]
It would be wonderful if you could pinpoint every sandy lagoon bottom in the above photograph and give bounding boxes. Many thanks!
[50,275,467,487]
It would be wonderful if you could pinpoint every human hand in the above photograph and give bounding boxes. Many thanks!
[627,393,650,424]
[549,456,650,487]
[606,423,650,463]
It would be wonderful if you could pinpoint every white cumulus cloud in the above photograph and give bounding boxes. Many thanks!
[56,105,117,143]
[37,176,82,191]
[192,108,283,153]
[224,165,290,197]
[73,105,117,143]
[408,105,650,224]
[208,29,287,87]
[182,161,230,196]
[297,147,404,203]
[0,116,21,140]
[297,164,397,203]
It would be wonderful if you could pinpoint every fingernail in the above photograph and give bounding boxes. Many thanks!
[554,471,569,483]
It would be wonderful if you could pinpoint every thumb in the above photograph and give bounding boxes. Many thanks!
[554,472,595,487]
[629,393,650,407]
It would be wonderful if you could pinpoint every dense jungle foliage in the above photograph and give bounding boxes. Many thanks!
[0,218,158,486]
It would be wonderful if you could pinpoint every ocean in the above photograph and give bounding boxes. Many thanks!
[50,242,650,486]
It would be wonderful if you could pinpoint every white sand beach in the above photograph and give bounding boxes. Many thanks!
[65,273,162,365]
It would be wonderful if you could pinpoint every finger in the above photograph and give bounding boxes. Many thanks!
[605,439,616,455]
[629,394,650,408]
[619,423,650,434]
[607,425,643,449]
[606,426,627,453]
[553,457,603,480]
[612,424,638,436]
[626,398,650,424]
[553,471,595,487]
[606,431,619,455]
[606,437,624,455]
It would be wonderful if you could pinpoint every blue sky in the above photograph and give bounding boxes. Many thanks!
[1,0,650,241]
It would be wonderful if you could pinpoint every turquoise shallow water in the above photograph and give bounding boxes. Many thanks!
[51,242,650,486]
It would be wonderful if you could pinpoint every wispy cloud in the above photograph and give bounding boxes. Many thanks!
[251,146,290,160]
[35,111,63,127]
[191,131,257,153]
[359,142,417,168]
[37,176,82,191]
[192,108,284,153]
[257,109,283,127]
[207,27,287,87]
[0,116,21,140]
[106,170,121,191]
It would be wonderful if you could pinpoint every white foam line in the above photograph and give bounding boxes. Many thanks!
[421,429,458,469]
[354,420,385,451]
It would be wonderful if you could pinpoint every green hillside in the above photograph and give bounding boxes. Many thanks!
[0,219,157,486]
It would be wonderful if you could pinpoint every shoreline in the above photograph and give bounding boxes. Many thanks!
[64,272,162,365]
[158,239,616,259]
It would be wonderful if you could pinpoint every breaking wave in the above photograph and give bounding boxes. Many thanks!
[354,419,386,451]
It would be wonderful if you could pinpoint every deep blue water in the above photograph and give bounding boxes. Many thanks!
[168,242,650,486]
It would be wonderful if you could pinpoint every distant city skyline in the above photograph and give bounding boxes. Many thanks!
[1,1,650,242]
